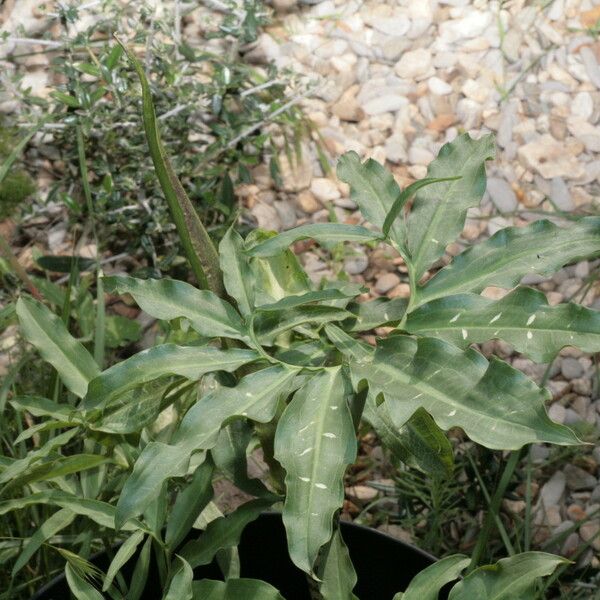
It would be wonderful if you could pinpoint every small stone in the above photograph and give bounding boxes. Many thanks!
[375,272,401,294]
[487,177,518,212]
[439,11,493,42]
[550,177,574,211]
[384,135,408,164]
[276,143,312,192]
[580,47,600,90]
[530,444,551,462]
[567,118,600,153]
[428,76,453,95]
[244,33,282,65]
[572,378,592,396]
[344,253,369,275]
[427,114,457,132]
[544,505,562,527]
[561,532,580,557]
[580,522,600,551]
[564,464,597,491]
[571,92,594,121]
[332,85,363,122]
[251,202,282,231]
[388,283,411,298]
[539,471,566,507]
[362,95,408,116]
[346,485,378,502]
[408,146,434,166]
[377,524,413,544]
[274,199,297,230]
[566,504,587,522]
[395,48,432,80]
[296,190,321,214]
[548,403,566,424]
[561,358,584,380]
[517,135,585,180]
[310,178,340,203]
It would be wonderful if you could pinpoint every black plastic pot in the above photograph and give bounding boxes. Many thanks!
[33,512,438,600]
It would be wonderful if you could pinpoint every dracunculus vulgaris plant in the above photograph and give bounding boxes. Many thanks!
[6,42,600,599]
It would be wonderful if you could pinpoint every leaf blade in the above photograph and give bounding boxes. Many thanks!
[275,368,357,574]
[406,133,495,280]
[16,297,100,398]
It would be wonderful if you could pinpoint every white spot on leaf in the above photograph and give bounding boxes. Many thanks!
[449,313,461,323]
[526,314,536,325]
[527,331,533,340]
[315,483,328,489]
[323,432,337,439]
[489,313,502,324]
[298,447,313,457]
[448,409,457,417]
[462,328,468,339]
[299,477,310,482]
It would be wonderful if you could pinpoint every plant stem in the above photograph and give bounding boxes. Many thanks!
[468,449,522,572]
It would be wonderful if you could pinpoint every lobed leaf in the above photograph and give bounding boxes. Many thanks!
[256,285,363,312]
[317,529,358,600]
[219,226,255,316]
[407,286,600,362]
[84,344,259,410]
[247,223,381,258]
[166,457,215,551]
[16,297,100,398]
[416,217,600,305]
[275,368,357,574]
[164,556,194,600]
[103,275,248,341]
[394,554,470,600]
[448,552,566,600]
[406,133,495,281]
[336,151,405,246]
[352,336,579,450]
[181,498,274,568]
[116,366,298,527]
[345,297,408,332]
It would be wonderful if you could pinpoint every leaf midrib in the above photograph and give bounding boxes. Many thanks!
[418,232,600,304]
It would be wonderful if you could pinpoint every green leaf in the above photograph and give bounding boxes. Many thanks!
[103,276,247,341]
[104,314,141,348]
[220,227,255,316]
[166,457,214,551]
[416,217,600,305]
[65,564,104,600]
[84,344,258,410]
[364,401,453,478]
[16,297,100,398]
[181,498,274,568]
[346,297,408,332]
[353,336,579,450]
[406,133,495,280]
[14,420,76,444]
[117,367,298,527]
[103,530,145,591]
[255,305,353,345]
[396,554,470,600]
[407,286,600,363]
[382,176,461,240]
[248,232,311,304]
[9,395,72,419]
[257,285,363,312]
[115,442,190,530]
[13,508,76,575]
[247,223,381,258]
[164,556,194,600]
[212,421,275,499]
[36,255,96,273]
[173,365,300,452]
[90,378,171,434]
[128,536,152,600]
[317,529,358,600]
[336,151,405,247]
[0,429,78,485]
[191,578,285,600]
[9,454,110,489]
[448,552,566,600]
[275,368,357,574]
[120,40,223,294]
[50,90,80,108]
[0,491,146,532]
